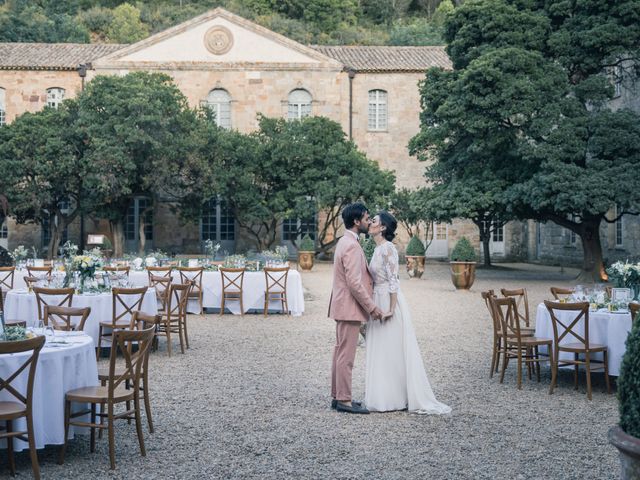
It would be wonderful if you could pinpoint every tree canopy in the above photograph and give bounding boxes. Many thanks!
[410,0,640,279]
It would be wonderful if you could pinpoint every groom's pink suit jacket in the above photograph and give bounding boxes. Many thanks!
[328,231,376,322]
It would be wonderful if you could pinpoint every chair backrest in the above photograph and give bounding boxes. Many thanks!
[0,286,3,312]
[0,266,15,290]
[111,287,148,327]
[23,276,41,289]
[104,266,130,276]
[177,267,203,293]
[629,303,640,324]
[149,274,172,309]
[550,287,575,300]
[492,296,525,341]
[220,268,245,294]
[26,266,52,278]
[0,335,45,411]
[131,310,161,330]
[480,290,500,336]
[146,266,172,282]
[264,267,289,293]
[107,326,155,401]
[32,286,74,320]
[43,305,91,331]
[480,289,495,313]
[544,300,591,350]
[501,288,531,327]
[166,283,190,318]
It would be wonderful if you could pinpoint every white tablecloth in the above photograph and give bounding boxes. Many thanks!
[128,269,305,315]
[535,303,633,376]
[0,334,98,451]
[4,289,158,345]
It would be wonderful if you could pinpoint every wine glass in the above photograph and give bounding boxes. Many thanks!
[35,319,45,336]
[45,325,55,341]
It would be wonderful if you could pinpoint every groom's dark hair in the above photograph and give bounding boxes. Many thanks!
[342,203,368,229]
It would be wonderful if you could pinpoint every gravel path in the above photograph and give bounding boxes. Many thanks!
[13,262,619,479]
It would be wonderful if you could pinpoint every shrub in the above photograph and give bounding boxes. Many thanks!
[619,315,640,438]
[298,234,315,252]
[405,236,426,256]
[450,237,476,262]
[360,236,376,263]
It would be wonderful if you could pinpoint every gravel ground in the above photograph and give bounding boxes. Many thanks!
[10,262,619,479]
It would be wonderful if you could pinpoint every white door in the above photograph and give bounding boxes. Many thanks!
[480,222,505,257]
[426,222,448,258]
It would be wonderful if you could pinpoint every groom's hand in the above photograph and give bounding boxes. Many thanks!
[371,307,384,320]
[381,312,393,322]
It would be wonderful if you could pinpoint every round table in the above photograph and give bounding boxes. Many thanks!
[535,303,633,376]
[4,289,158,345]
[128,269,305,315]
[0,334,98,451]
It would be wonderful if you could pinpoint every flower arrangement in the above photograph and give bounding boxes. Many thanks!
[9,245,29,264]
[3,326,27,341]
[224,254,246,268]
[145,249,169,267]
[606,260,640,289]
[275,245,289,262]
[204,239,221,259]
[70,250,104,288]
[60,241,79,260]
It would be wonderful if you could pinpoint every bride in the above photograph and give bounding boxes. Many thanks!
[364,211,451,415]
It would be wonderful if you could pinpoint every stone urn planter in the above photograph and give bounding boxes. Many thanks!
[609,312,640,479]
[609,427,640,479]
[449,237,477,290]
[297,234,315,271]
[405,236,426,279]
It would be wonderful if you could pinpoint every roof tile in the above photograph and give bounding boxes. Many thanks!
[0,43,127,70]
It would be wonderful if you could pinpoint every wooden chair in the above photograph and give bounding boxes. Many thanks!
[605,286,613,300]
[23,276,41,290]
[26,266,52,279]
[481,290,501,377]
[176,267,204,315]
[103,266,130,276]
[0,266,15,291]
[4,320,27,328]
[59,326,155,470]
[0,286,3,313]
[220,268,245,316]
[149,274,172,313]
[550,287,575,300]
[32,287,74,321]
[0,335,45,479]
[493,296,553,390]
[98,311,159,435]
[156,283,190,356]
[97,287,148,360]
[544,300,611,400]
[501,288,536,334]
[43,305,91,331]
[630,302,640,323]
[146,266,172,282]
[264,267,289,316]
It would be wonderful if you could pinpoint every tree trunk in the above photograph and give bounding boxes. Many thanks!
[110,220,125,258]
[577,218,606,282]
[481,235,491,267]
[474,219,492,267]
[138,217,146,255]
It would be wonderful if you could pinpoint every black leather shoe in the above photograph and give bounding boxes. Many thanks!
[336,402,369,414]
[331,399,362,409]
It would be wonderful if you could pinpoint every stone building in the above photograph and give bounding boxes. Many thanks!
[0,7,636,266]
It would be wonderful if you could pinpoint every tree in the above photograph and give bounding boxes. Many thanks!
[0,104,91,258]
[106,3,149,43]
[389,187,433,241]
[410,0,640,280]
[74,72,199,256]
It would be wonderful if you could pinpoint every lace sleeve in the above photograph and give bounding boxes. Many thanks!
[381,242,399,293]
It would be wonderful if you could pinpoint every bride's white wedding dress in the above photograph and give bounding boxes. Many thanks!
[365,241,451,415]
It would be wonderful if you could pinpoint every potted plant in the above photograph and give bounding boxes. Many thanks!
[609,313,640,479]
[297,235,315,271]
[405,236,426,279]
[450,236,477,289]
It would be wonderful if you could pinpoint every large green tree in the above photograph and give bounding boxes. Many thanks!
[410,0,640,280]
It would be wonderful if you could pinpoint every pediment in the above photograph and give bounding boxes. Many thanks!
[94,8,343,71]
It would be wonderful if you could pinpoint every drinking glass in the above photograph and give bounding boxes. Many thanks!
[45,325,55,341]
[35,320,45,336]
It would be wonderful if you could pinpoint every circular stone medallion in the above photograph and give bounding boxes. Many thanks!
[204,26,234,55]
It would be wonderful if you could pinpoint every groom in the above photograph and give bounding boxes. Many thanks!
[329,203,383,414]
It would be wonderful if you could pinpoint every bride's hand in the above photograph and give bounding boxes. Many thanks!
[381,311,393,322]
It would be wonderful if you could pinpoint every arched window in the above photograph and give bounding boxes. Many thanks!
[0,88,6,126]
[368,89,387,131]
[46,87,65,109]
[287,89,312,120]
[206,89,232,129]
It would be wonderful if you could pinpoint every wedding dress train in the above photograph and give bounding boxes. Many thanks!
[364,241,451,415]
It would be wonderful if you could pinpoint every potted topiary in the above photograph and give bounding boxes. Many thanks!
[609,312,640,479]
[297,234,315,271]
[450,236,477,289]
[405,236,426,279]
[360,236,376,264]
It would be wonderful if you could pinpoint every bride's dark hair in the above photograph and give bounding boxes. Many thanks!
[377,211,397,242]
